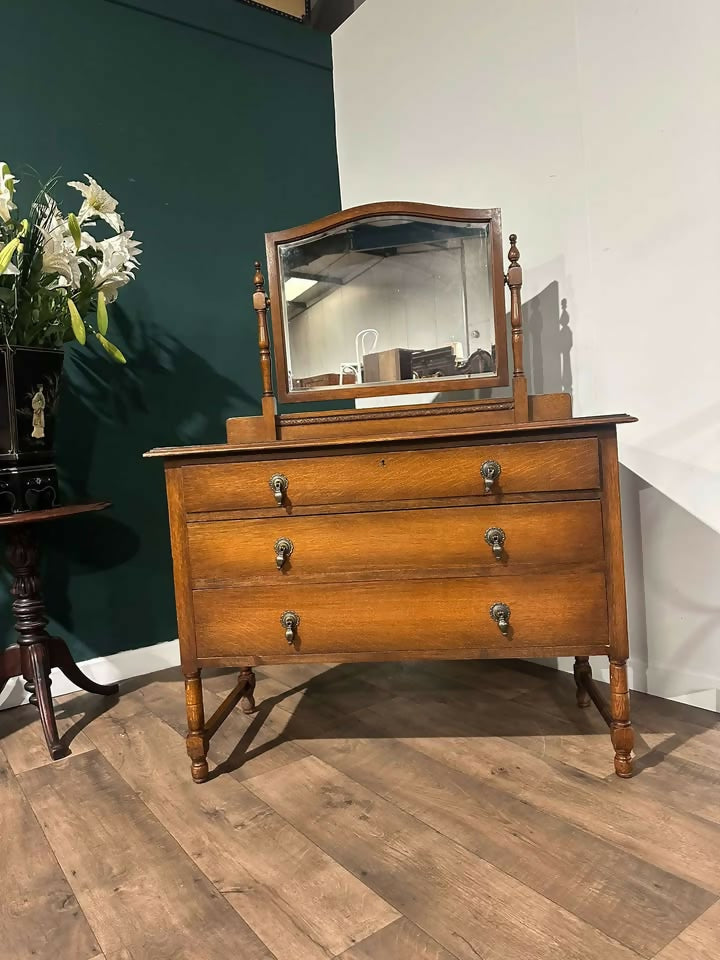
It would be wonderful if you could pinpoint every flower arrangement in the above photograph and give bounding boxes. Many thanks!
[0,163,141,363]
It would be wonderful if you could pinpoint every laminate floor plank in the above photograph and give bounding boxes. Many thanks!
[137,677,309,781]
[205,670,334,715]
[0,700,96,774]
[603,752,720,827]
[247,755,641,960]
[0,748,101,960]
[270,665,614,780]
[391,658,560,701]
[409,683,619,780]
[258,662,370,688]
[503,669,720,777]
[18,750,273,960]
[83,706,399,960]
[206,666,397,720]
[289,721,713,957]
[347,661,473,697]
[339,917,458,959]
[369,694,720,895]
[653,900,720,959]
[7,660,718,960]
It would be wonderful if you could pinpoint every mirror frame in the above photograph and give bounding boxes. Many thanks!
[265,201,510,404]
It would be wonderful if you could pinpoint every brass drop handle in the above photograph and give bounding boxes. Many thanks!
[489,602,511,635]
[269,473,289,506]
[484,527,506,560]
[274,537,294,569]
[481,459,501,494]
[281,610,300,644]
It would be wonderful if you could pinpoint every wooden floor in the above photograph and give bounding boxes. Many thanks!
[2,658,720,960]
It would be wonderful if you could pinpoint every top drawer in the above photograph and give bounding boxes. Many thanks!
[182,438,600,513]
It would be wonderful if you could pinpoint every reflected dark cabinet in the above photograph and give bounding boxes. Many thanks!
[146,201,636,783]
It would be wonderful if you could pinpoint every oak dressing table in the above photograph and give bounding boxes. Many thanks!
[146,202,635,782]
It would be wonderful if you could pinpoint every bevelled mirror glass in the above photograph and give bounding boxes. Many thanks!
[266,204,509,403]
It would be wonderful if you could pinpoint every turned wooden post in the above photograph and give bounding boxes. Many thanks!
[506,234,529,421]
[610,659,634,778]
[252,260,279,438]
[184,671,209,783]
[253,261,273,398]
[239,665,257,715]
[573,656,592,708]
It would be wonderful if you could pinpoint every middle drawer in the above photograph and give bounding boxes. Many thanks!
[187,499,603,586]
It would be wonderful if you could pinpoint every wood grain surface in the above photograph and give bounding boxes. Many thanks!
[192,572,609,658]
[0,750,100,960]
[2,658,717,960]
[19,751,273,960]
[181,437,600,512]
[187,499,604,586]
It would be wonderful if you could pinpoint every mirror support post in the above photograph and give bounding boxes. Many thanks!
[253,260,279,439]
[506,235,529,422]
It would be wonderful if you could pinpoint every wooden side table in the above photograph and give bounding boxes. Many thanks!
[0,502,119,759]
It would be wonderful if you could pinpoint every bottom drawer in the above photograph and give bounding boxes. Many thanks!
[192,572,608,658]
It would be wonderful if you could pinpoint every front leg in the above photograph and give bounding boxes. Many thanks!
[609,658,634,778]
[239,666,256,714]
[27,642,66,760]
[573,656,592,708]
[184,670,209,783]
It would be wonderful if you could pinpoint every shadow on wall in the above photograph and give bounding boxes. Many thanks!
[1,302,256,662]
[620,465,720,710]
[542,466,720,711]
[526,281,572,396]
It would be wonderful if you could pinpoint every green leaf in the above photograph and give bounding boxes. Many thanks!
[95,332,126,364]
[96,290,109,335]
[0,236,20,275]
[68,299,86,345]
[67,213,82,250]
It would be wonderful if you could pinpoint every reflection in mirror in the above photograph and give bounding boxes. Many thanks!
[279,214,496,392]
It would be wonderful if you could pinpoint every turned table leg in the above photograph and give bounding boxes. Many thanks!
[610,658,634,778]
[573,656,592,708]
[239,666,256,714]
[184,670,209,783]
[7,527,66,760]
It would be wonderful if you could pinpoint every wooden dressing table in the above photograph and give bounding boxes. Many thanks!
[146,202,635,782]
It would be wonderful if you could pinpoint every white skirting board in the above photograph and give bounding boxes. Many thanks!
[0,639,181,711]
[1,642,717,714]
[538,657,720,713]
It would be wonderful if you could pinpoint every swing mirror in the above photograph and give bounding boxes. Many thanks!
[265,202,510,403]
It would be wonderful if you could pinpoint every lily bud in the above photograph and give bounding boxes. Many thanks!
[96,290,109,335]
[68,299,87,345]
[0,236,20,275]
[95,332,126,364]
[68,213,82,250]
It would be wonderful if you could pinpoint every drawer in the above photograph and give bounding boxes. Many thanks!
[182,438,600,512]
[187,500,604,585]
[192,572,608,658]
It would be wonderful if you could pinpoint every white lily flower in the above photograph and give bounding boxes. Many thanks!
[67,174,125,232]
[0,163,17,223]
[94,231,142,302]
[39,200,82,288]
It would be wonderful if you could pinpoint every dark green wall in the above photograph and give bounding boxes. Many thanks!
[2,0,340,661]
